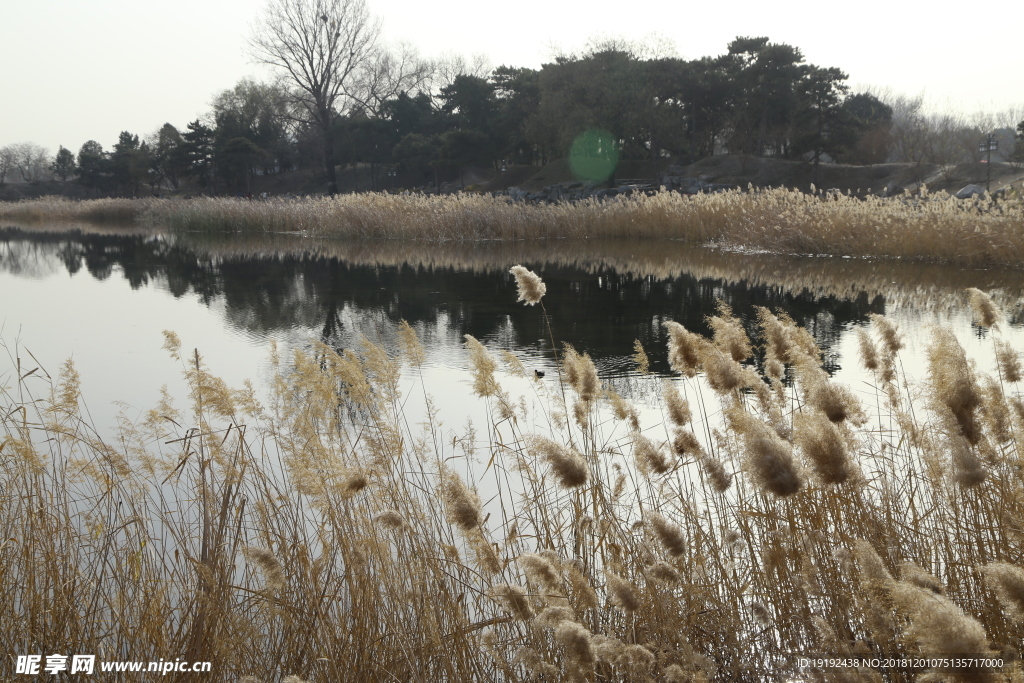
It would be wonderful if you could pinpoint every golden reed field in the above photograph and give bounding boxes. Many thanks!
[2,262,1024,682]
[1,186,1022,266]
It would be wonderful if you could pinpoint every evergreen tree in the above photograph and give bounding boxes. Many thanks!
[180,120,217,190]
[51,146,77,182]
[76,140,110,193]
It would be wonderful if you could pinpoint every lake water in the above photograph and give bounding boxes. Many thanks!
[2,223,1023,436]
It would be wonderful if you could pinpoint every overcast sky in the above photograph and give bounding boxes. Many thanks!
[3,0,1022,155]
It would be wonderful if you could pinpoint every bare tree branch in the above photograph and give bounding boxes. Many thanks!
[349,41,433,116]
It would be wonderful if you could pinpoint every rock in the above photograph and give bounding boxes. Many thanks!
[955,184,986,199]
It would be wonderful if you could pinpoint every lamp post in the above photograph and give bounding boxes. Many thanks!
[979,133,998,192]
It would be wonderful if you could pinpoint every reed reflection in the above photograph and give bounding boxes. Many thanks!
[0,227,914,377]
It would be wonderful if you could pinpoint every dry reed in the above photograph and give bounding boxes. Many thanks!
[3,280,1024,682]
[5,186,1024,266]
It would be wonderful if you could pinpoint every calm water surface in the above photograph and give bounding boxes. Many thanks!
[2,223,1023,434]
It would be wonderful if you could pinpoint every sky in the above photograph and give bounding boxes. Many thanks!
[3,0,1022,156]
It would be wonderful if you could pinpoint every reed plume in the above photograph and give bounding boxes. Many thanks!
[605,388,641,431]
[491,584,535,620]
[868,313,904,383]
[664,321,706,377]
[633,339,650,374]
[535,605,576,627]
[671,428,703,457]
[464,334,501,398]
[806,378,866,425]
[980,563,1024,621]
[374,510,409,530]
[700,345,746,393]
[440,468,483,530]
[891,582,996,682]
[528,436,589,488]
[647,511,687,557]
[555,621,595,665]
[616,644,656,674]
[967,287,1002,328]
[700,454,733,492]
[634,433,673,475]
[510,265,546,305]
[708,300,752,362]
[563,344,599,402]
[243,546,286,591]
[853,540,894,587]
[794,411,856,484]
[519,553,564,599]
[928,327,983,445]
[899,561,944,595]
[995,338,1022,383]
[589,634,626,665]
[857,327,881,373]
[397,319,425,367]
[729,407,803,497]
[647,561,682,583]
[663,380,692,426]
[605,571,641,612]
[947,437,986,488]
[565,563,599,611]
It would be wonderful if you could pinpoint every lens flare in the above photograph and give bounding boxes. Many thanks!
[569,129,618,183]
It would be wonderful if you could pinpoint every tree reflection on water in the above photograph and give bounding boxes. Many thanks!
[0,226,926,380]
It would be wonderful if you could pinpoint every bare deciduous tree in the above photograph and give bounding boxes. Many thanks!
[7,142,51,183]
[429,51,492,94]
[886,92,929,168]
[350,41,432,116]
[250,0,381,194]
[0,145,16,186]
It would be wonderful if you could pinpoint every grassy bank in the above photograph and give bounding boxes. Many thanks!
[2,187,1024,266]
[3,276,1024,682]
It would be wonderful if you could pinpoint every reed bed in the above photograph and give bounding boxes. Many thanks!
[3,275,1024,682]
[5,186,1023,266]
[0,195,161,224]
[145,187,1024,267]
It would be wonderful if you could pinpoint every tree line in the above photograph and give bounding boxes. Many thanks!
[2,0,1023,196]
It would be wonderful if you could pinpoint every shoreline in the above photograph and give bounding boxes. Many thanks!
[1,187,1023,268]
